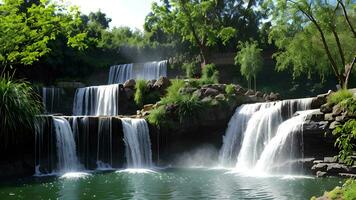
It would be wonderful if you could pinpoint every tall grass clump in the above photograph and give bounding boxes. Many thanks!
[200,64,219,84]
[0,73,42,149]
[134,80,147,107]
[160,79,185,105]
[327,89,353,105]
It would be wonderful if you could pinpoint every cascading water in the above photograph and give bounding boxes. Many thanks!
[219,103,264,166]
[220,98,313,173]
[108,64,133,84]
[96,118,113,169]
[53,116,81,172]
[72,84,120,116]
[107,61,167,84]
[121,118,153,168]
[255,109,316,174]
[42,87,63,113]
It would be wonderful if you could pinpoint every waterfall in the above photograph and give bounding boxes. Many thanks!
[121,118,153,168]
[108,64,133,84]
[220,98,313,173]
[53,116,81,172]
[72,84,120,116]
[219,103,264,166]
[255,109,316,174]
[96,118,113,169]
[42,87,63,113]
[107,61,167,84]
[134,60,167,80]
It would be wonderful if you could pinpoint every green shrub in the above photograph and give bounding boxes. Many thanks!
[344,179,356,200]
[333,119,356,165]
[327,89,353,105]
[148,106,166,127]
[340,97,356,115]
[175,94,206,122]
[183,61,200,78]
[134,80,147,107]
[201,64,219,84]
[0,74,42,149]
[160,79,185,105]
[225,84,235,96]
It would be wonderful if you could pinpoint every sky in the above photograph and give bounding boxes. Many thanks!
[66,0,157,30]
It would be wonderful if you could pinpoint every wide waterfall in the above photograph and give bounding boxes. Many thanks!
[53,116,81,172]
[108,64,133,84]
[121,118,153,168]
[255,109,317,174]
[219,98,313,173]
[42,87,63,113]
[72,84,120,116]
[108,60,167,84]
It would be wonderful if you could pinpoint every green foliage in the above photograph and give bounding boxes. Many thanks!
[134,80,147,107]
[333,119,356,165]
[160,79,185,105]
[265,0,356,88]
[235,40,263,89]
[148,106,166,127]
[0,73,42,149]
[327,90,353,105]
[340,97,356,115]
[201,64,219,84]
[175,94,206,123]
[311,179,356,200]
[183,61,200,78]
[0,0,87,66]
[225,84,236,96]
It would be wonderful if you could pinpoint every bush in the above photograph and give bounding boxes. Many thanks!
[201,64,219,84]
[340,97,356,115]
[160,79,185,105]
[327,89,353,105]
[0,74,42,149]
[134,80,147,107]
[311,179,356,200]
[225,84,236,96]
[333,119,356,165]
[175,94,206,122]
[148,106,166,127]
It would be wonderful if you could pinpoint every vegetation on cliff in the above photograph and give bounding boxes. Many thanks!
[311,179,356,200]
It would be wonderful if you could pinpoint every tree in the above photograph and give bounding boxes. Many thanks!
[234,40,263,91]
[0,0,87,67]
[146,0,237,65]
[266,0,356,88]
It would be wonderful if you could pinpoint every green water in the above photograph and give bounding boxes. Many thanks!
[0,168,343,200]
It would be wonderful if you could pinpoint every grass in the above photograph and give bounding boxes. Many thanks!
[134,80,147,107]
[311,179,356,200]
[0,73,42,149]
[327,89,353,105]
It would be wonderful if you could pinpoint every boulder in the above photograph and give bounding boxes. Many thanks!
[332,104,343,116]
[204,88,220,97]
[312,163,328,172]
[215,94,226,101]
[255,91,263,98]
[324,113,334,121]
[143,104,154,112]
[179,87,196,95]
[320,103,332,113]
[326,163,349,174]
[245,90,255,96]
[154,77,171,90]
[324,156,337,163]
[192,89,204,99]
[316,171,327,177]
[329,121,341,130]
[307,110,324,121]
[124,79,136,88]
[146,80,156,89]
[236,87,247,95]
[268,92,280,101]
[124,88,134,99]
[311,93,328,109]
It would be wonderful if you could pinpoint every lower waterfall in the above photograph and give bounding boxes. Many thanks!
[53,116,82,172]
[121,118,153,168]
[220,98,313,174]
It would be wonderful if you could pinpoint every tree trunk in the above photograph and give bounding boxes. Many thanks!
[343,57,356,89]
[254,75,257,92]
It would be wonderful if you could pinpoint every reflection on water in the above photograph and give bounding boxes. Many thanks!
[0,168,343,200]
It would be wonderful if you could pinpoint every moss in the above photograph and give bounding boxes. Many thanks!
[311,179,356,200]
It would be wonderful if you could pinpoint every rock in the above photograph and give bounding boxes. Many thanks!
[329,121,341,130]
[201,96,213,103]
[326,163,349,174]
[215,94,226,101]
[335,114,347,122]
[316,171,327,177]
[236,87,247,95]
[313,160,324,164]
[312,163,328,172]
[255,91,263,97]
[332,104,343,116]
[179,87,196,95]
[338,173,356,178]
[192,89,204,99]
[124,79,136,88]
[268,92,280,101]
[324,113,334,121]
[311,93,328,109]
[124,88,134,99]
[146,80,156,89]
[154,76,171,89]
[320,103,332,113]
[307,110,324,121]
[204,88,220,97]
[205,84,226,92]
[143,104,154,112]
[245,90,255,96]
[324,156,337,163]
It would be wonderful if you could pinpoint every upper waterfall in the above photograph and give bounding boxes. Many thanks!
[108,60,167,84]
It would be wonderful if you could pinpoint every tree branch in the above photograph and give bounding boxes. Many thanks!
[337,0,356,38]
